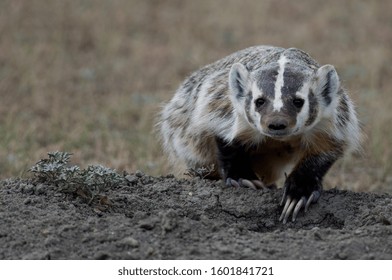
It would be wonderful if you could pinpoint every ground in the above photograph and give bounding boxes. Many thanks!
[1,173,391,260]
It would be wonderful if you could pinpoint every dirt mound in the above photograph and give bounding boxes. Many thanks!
[1,173,391,259]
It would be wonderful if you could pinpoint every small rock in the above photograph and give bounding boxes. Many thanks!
[217,245,232,254]
[135,170,144,178]
[125,175,138,184]
[139,218,157,230]
[121,237,139,248]
[23,198,31,205]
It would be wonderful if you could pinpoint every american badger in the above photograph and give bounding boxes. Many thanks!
[159,46,360,224]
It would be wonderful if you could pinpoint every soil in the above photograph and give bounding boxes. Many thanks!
[1,172,391,260]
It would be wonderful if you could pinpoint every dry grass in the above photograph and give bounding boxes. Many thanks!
[1,0,391,192]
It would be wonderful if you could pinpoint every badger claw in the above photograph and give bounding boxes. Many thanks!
[251,180,266,189]
[240,179,265,189]
[279,196,297,224]
[292,197,306,221]
[226,178,241,188]
[280,186,288,206]
[279,190,320,224]
[305,191,320,212]
[225,178,265,189]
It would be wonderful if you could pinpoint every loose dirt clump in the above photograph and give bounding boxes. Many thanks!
[0,173,391,259]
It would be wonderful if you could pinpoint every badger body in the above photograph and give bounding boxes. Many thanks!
[159,46,360,223]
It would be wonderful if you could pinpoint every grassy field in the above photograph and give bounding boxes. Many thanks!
[0,0,391,192]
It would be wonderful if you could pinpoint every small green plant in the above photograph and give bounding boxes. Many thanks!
[29,151,125,203]
[79,165,124,201]
[29,151,75,183]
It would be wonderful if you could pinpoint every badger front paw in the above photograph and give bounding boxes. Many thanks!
[279,174,322,224]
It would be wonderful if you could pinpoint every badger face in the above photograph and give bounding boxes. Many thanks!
[229,54,340,140]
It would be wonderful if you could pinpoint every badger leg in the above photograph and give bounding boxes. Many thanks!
[216,137,264,189]
[279,151,341,224]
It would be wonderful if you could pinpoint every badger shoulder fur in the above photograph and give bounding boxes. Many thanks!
[158,45,361,223]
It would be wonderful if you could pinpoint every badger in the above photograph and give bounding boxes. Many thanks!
[159,46,361,224]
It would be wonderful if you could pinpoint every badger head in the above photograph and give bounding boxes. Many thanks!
[229,52,340,140]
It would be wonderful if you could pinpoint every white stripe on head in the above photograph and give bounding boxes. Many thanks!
[294,82,310,131]
[273,54,288,112]
[252,82,263,99]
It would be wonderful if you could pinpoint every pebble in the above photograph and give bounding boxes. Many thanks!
[217,245,232,254]
[125,175,138,184]
[139,218,156,230]
[120,237,139,248]
[23,198,31,205]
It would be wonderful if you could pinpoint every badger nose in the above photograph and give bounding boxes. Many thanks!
[268,120,288,131]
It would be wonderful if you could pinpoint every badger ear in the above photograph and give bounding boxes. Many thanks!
[315,64,340,106]
[229,63,250,100]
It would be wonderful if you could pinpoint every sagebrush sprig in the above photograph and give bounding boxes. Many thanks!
[29,151,124,203]
[29,152,75,184]
[79,165,124,201]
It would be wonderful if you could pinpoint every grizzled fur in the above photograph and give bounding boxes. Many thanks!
[159,46,360,189]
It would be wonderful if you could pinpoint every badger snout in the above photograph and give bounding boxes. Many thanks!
[268,119,288,131]
[263,116,294,138]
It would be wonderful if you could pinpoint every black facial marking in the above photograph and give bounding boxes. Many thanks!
[257,66,279,98]
[305,90,319,126]
[281,67,305,97]
[320,70,333,105]
[276,67,307,118]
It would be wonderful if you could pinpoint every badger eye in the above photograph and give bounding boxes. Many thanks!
[293,98,305,108]
[255,98,265,108]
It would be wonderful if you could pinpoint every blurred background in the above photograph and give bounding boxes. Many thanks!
[0,0,391,192]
